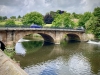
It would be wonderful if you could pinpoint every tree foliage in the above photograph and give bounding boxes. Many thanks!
[5,19,16,27]
[22,12,44,26]
[0,16,2,21]
[93,7,100,18]
[93,7,100,38]
[0,16,7,21]
[44,13,54,24]
[56,10,65,14]
[78,12,92,28]
[18,15,21,18]
[85,7,100,38]
[71,12,82,19]
[52,12,74,28]
[10,16,16,19]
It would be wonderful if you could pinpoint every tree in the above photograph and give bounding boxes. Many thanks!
[44,13,54,24]
[0,16,7,21]
[52,12,75,28]
[85,7,100,39]
[2,16,7,20]
[22,12,44,26]
[85,15,100,38]
[71,12,81,19]
[93,7,100,18]
[0,16,2,21]
[57,10,65,14]
[78,12,92,28]
[5,19,16,27]
[50,11,57,19]
[92,7,100,38]
[10,16,16,19]
[18,15,21,19]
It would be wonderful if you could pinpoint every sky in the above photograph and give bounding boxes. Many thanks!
[0,0,100,17]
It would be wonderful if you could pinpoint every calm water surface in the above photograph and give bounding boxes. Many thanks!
[14,41,100,75]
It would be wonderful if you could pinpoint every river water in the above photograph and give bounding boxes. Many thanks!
[14,40,100,75]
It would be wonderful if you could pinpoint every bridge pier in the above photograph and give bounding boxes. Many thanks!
[54,31,65,44]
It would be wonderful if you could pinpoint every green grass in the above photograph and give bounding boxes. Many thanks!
[15,21,23,25]
[0,21,23,26]
[44,24,52,27]
[0,21,5,25]
[4,48,15,58]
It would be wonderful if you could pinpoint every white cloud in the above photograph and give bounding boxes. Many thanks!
[0,0,100,17]
[81,0,100,12]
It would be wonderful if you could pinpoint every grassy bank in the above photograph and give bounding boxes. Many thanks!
[0,21,22,26]
[4,47,15,58]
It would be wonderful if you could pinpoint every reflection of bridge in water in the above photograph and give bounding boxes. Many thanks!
[14,42,98,72]
[0,28,86,48]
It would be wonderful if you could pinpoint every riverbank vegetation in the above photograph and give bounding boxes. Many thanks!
[0,7,100,39]
[4,48,15,58]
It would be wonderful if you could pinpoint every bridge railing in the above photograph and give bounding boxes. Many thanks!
[0,25,85,32]
[0,27,85,32]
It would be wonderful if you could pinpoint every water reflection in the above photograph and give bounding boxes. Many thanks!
[24,55,91,75]
[15,39,43,55]
[15,42,26,55]
[68,54,91,75]
[14,40,100,75]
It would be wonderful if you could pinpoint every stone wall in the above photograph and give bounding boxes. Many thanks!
[82,33,95,41]
[0,50,28,75]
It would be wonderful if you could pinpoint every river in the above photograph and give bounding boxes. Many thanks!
[14,40,100,75]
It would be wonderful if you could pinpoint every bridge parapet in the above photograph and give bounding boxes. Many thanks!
[0,27,85,32]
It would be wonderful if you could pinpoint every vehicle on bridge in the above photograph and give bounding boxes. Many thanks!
[76,26,84,30]
[30,24,42,28]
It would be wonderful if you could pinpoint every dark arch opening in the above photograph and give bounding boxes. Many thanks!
[0,41,6,51]
[66,34,80,42]
[22,33,55,45]
[39,33,54,45]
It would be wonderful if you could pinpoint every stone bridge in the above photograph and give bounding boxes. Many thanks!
[0,28,87,49]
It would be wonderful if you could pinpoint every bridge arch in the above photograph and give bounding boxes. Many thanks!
[38,33,54,44]
[65,33,81,42]
[15,31,55,45]
[0,41,5,51]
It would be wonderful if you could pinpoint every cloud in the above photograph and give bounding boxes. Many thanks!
[0,0,100,17]
[80,0,100,12]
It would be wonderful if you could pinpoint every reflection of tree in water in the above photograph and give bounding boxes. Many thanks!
[89,52,100,74]
[14,44,54,68]
[60,40,81,51]
[61,40,100,74]
[48,45,65,57]
[84,44,100,74]
[14,40,100,74]
[22,41,43,53]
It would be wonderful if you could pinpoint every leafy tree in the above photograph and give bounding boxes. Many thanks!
[50,11,57,19]
[10,16,16,19]
[52,12,75,28]
[0,16,7,21]
[57,10,65,14]
[0,16,2,21]
[85,7,100,39]
[18,15,21,18]
[78,12,92,28]
[85,15,100,38]
[71,12,81,19]
[5,19,16,27]
[92,7,100,38]
[2,16,7,20]
[44,13,54,24]
[22,12,44,26]
[93,7,100,18]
